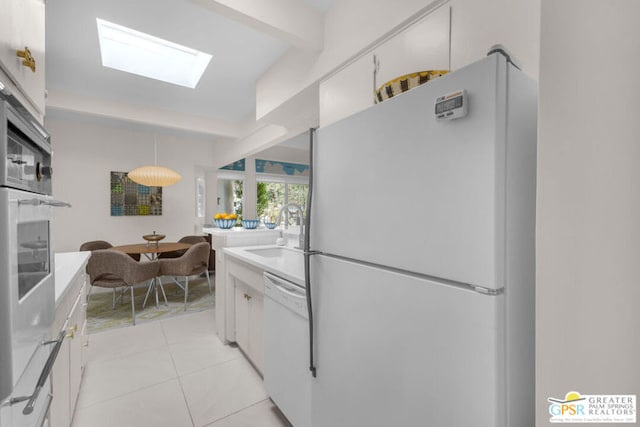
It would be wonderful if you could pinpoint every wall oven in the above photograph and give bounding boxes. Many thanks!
[0,83,70,426]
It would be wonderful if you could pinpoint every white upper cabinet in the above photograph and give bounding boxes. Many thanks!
[319,54,374,129]
[319,5,451,128]
[0,0,46,121]
[373,6,451,94]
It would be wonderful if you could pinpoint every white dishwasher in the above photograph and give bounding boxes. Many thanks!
[263,272,311,427]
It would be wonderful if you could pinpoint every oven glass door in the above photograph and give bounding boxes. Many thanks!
[0,188,55,401]
[17,220,50,300]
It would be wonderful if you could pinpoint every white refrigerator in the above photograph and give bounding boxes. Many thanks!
[308,52,536,426]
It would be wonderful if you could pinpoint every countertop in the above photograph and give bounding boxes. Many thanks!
[54,251,90,306]
[223,245,305,286]
[202,227,280,236]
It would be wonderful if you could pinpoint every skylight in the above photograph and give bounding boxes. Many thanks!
[96,18,212,88]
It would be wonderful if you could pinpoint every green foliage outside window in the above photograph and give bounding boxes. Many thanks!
[233,179,243,221]
[257,182,269,218]
[257,181,308,225]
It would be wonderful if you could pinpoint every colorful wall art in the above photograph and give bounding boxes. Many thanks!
[110,171,162,216]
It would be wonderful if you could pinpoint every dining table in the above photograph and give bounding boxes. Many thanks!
[110,242,192,309]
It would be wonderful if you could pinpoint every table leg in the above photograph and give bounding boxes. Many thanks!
[142,277,169,309]
[159,280,168,306]
[129,251,171,309]
[143,278,155,309]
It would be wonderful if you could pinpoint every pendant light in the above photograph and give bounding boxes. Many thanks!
[128,135,182,187]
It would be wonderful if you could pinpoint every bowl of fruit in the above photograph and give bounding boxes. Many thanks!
[242,219,260,229]
[214,213,238,229]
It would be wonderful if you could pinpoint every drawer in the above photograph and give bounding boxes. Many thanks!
[227,259,264,294]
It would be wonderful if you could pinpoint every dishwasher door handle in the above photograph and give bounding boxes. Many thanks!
[265,274,306,299]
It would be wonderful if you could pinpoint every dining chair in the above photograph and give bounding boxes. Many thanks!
[80,240,142,305]
[80,240,116,305]
[79,240,112,251]
[80,240,141,261]
[86,250,160,325]
[157,235,207,259]
[158,242,212,311]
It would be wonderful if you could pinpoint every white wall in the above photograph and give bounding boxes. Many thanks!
[536,1,640,424]
[450,0,539,77]
[256,145,309,164]
[47,115,222,252]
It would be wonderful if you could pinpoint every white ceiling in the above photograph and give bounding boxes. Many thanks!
[45,0,335,132]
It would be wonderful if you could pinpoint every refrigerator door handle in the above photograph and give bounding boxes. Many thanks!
[472,285,504,296]
[304,128,317,377]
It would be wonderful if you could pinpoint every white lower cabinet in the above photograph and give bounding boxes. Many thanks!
[49,327,70,427]
[234,283,250,354]
[49,259,88,427]
[249,291,264,373]
[67,292,86,418]
[228,257,265,374]
[234,281,264,373]
[206,228,278,343]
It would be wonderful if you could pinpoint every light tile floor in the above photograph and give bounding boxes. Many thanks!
[72,309,292,427]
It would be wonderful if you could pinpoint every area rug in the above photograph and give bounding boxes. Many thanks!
[86,276,215,334]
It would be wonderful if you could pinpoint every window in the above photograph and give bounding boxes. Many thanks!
[257,177,308,227]
[196,177,205,218]
[96,18,212,88]
[217,174,243,220]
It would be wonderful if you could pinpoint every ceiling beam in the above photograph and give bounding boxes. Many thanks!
[191,0,324,51]
[212,123,293,167]
[46,90,246,138]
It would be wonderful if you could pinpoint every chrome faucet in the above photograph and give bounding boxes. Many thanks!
[275,203,305,249]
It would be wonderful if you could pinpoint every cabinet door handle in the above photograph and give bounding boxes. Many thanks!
[66,324,78,339]
[16,47,36,72]
[244,293,252,301]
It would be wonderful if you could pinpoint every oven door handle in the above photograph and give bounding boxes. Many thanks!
[9,329,67,414]
[18,198,71,207]
[43,200,72,207]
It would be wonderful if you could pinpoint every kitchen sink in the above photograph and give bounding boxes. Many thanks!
[245,247,304,267]
[246,247,302,260]
[246,247,290,257]
[225,245,305,289]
